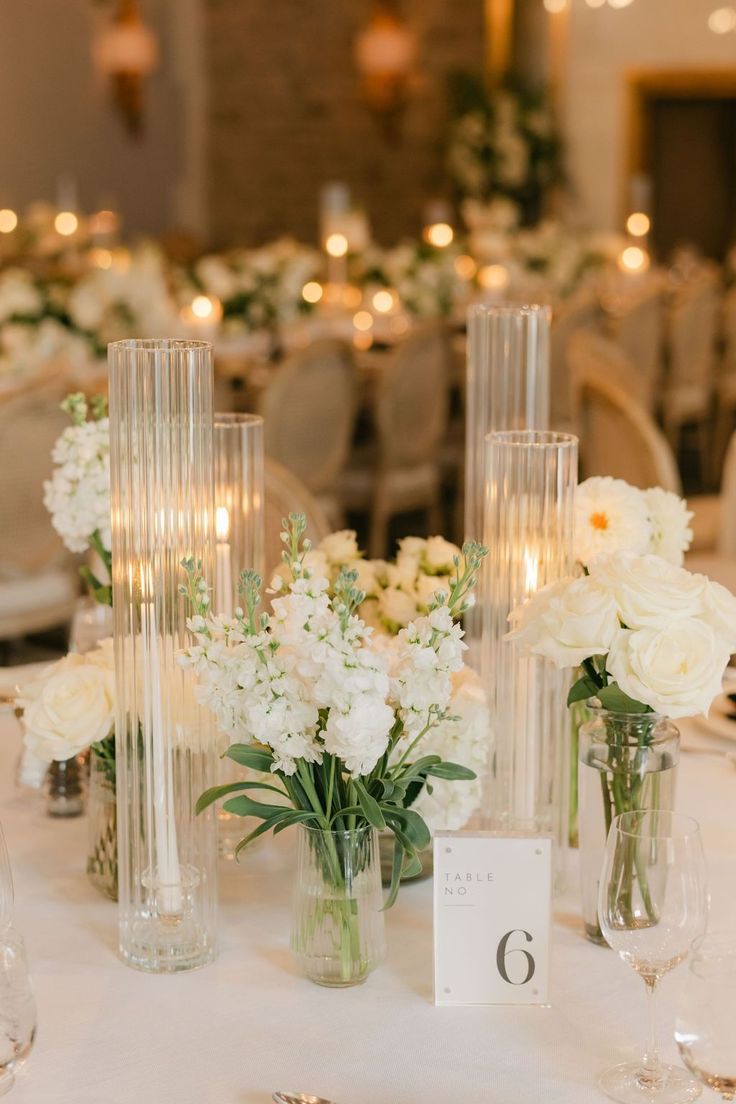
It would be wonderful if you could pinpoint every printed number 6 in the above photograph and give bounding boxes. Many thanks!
[496,929,535,985]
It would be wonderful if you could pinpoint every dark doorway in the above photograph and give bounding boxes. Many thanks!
[645,96,736,261]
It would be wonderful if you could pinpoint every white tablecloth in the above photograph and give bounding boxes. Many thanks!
[1,706,734,1104]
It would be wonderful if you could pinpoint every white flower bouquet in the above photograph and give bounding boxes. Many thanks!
[273,530,490,833]
[180,515,487,906]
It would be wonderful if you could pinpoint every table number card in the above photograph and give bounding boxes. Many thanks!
[433,833,552,1006]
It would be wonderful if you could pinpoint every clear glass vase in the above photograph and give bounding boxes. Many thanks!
[109,338,219,973]
[291,825,385,988]
[578,704,680,945]
[86,748,118,901]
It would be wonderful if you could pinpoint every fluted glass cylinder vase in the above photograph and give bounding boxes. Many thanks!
[464,305,550,660]
[481,431,577,858]
[291,825,385,987]
[214,413,264,859]
[109,339,218,973]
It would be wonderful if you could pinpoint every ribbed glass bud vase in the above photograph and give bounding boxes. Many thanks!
[214,412,264,860]
[109,339,218,972]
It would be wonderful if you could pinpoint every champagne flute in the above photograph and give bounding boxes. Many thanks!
[598,810,708,1104]
[675,933,736,1099]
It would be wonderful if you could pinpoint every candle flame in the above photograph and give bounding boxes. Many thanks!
[216,506,230,542]
[523,550,539,595]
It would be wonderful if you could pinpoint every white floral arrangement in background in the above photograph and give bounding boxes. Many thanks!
[509,477,736,719]
[43,392,111,559]
[187,238,321,335]
[273,530,490,832]
[447,83,561,223]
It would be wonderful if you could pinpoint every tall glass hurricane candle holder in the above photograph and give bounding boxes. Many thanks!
[214,414,265,619]
[464,305,550,661]
[481,430,577,857]
[214,413,264,860]
[109,339,218,973]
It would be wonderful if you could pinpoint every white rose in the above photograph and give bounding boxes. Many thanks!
[508,575,619,667]
[589,553,706,630]
[378,586,419,631]
[607,620,730,718]
[318,530,360,565]
[644,487,693,565]
[574,477,651,567]
[698,577,736,653]
[415,572,450,611]
[423,536,461,575]
[386,552,420,591]
[19,655,115,761]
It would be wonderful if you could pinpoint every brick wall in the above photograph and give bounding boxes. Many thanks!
[206,0,486,247]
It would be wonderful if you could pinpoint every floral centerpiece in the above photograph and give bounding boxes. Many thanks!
[509,476,736,941]
[18,392,117,892]
[447,76,562,226]
[275,530,490,836]
[180,515,486,984]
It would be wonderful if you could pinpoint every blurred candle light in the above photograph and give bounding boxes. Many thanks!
[372,288,396,313]
[325,233,349,258]
[454,254,477,280]
[543,0,567,12]
[0,210,18,234]
[608,0,635,7]
[89,247,113,269]
[478,263,510,292]
[302,280,323,304]
[626,211,650,237]
[342,285,363,309]
[585,0,606,6]
[55,211,79,237]
[180,294,223,333]
[353,310,374,332]
[618,244,650,274]
[353,331,373,351]
[708,6,736,32]
[423,222,454,248]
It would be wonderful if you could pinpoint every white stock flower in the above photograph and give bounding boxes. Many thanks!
[607,620,730,718]
[574,477,651,566]
[415,572,450,611]
[508,575,619,667]
[378,586,419,630]
[318,530,359,565]
[423,536,461,575]
[323,695,395,775]
[589,553,706,630]
[43,416,111,553]
[644,487,693,565]
[18,653,115,761]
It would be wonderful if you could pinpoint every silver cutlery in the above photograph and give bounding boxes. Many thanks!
[273,1093,337,1104]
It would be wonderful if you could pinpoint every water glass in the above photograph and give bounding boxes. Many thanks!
[676,933,736,1100]
[597,810,708,1104]
[0,932,36,1095]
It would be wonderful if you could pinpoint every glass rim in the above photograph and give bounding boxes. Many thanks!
[485,429,578,449]
[586,699,664,722]
[108,338,212,352]
[611,810,701,841]
[299,822,376,839]
[467,302,551,319]
[214,412,264,428]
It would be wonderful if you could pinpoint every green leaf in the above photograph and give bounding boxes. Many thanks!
[234,815,288,857]
[384,834,405,910]
[384,806,431,852]
[597,682,651,714]
[224,744,275,772]
[426,762,476,781]
[354,780,387,830]
[222,794,291,820]
[272,810,320,835]
[195,780,287,815]
[567,675,600,707]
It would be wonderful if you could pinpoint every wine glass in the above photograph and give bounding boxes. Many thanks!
[675,933,736,1100]
[0,931,37,1095]
[597,810,708,1104]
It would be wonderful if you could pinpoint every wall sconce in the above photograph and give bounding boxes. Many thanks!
[354,4,416,134]
[92,0,159,137]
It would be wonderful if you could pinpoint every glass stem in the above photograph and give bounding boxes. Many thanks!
[641,977,662,1086]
